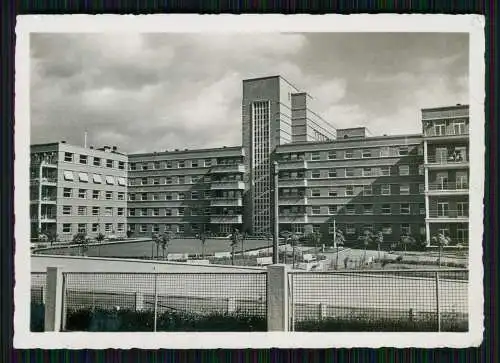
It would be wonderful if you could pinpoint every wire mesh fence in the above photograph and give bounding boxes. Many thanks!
[61,272,267,332]
[289,269,468,332]
[31,272,47,304]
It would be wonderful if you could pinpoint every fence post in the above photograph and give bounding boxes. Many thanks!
[267,264,289,331]
[44,267,64,332]
[135,292,144,311]
[319,303,327,320]
[435,270,441,332]
[153,273,158,332]
[226,298,236,314]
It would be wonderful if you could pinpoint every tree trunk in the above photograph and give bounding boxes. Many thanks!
[336,245,339,270]
[156,244,159,260]
[438,245,442,267]
[231,247,235,265]
[377,243,381,262]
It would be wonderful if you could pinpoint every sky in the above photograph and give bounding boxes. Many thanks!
[30,32,469,154]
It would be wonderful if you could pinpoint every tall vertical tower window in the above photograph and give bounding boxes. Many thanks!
[251,100,271,234]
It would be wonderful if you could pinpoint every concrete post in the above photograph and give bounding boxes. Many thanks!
[44,267,64,332]
[135,292,144,311]
[267,264,289,331]
[319,303,327,320]
[226,298,236,314]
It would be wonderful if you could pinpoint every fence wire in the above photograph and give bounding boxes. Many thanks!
[31,272,46,305]
[61,272,267,332]
[289,269,468,332]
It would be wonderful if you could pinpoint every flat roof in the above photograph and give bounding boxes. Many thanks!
[422,104,469,112]
[129,145,244,158]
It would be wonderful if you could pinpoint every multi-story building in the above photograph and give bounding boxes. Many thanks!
[273,128,426,244]
[422,104,469,245]
[30,142,128,241]
[127,146,245,236]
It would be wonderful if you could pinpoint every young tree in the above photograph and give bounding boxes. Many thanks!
[358,230,373,264]
[161,231,171,260]
[400,234,416,252]
[290,233,300,268]
[197,232,207,258]
[230,228,241,265]
[73,232,88,256]
[152,233,161,259]
[374,231,384,262]
[432,232,452,267]
[333,229,345,270]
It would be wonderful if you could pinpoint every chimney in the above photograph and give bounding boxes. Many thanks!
[90,146,94,149]
[61,140,66,144]
[112,146,118,151]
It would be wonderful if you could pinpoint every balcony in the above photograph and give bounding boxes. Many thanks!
[425,155,469,169]
[277,160,308,170]
[278,179,308,188]
[423,129,469,142]
[210,215,243,224]
[31,195,57,204]
[427,209,469,222]
[40,215,57,223]
[426,181,469,195]
[210,181,245,190]
[278,197,308,205]
[210,198,243,207]
[210,164,245,174]
[279,214,308,224]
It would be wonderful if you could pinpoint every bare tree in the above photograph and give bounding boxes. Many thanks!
[374,231,384,262]
[358,230,373,264]
[432,232,452,267]
[333,229,345,270]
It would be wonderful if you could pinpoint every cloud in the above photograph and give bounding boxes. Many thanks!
[30,32,469,152]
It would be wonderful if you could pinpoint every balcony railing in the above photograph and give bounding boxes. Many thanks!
[424,129,469,138]
[210,198,243,207]
[278,197,308,205]
[278,179,308,188]
[40,215,57,222]
[428,209,469,219]
[427,182,469,191]
[277,160,308,170]
[210,164,245,174]
[210,181,245,190]
[426,155,468,165]
[40,177,58,184]
[210,215,243,224]
[279,214,308,223]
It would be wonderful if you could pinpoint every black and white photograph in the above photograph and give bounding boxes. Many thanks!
[14,15,485,349]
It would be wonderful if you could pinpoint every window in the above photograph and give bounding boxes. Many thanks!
[63,206,71,215]
[91,190,99,200]
[345,150,354,159]
[381,166,390,176]
[380,147,390,157]
[117,177,126,186]
[346,224,356,235]
[117,208,124,216]
[105,176,115,185]
[78,189,86,199]
[140,225,147,233]
[327,151,337,160]
[399,165,410,176]
[419,184,425,194]
[457,202,469,217]
[191,160,199,168]
[363,204,373,215]
[311,189,321,197]
[328,189,338,197]
[399,146,409,156]
[166,177,173,184]
[346,205,355,215]
[152,208,160,216]
[418,165,424,175]
[63,171,74,181]
[311,170,321,179]
[382,204,391,215]
[78,224,86,233]
[204,159,212,167]
[105,191,113,200]
[363,185,372,196]
[104,207,113,217]
[191,175,201,184]
[117,223,124,233]
[129,163,137,171]
[154,161,161,170]
[434,122,446,136]
[328,205,337,214]
[165,193,173,201]
[328,169,337,178]
[78,206,87,216]
[64,152,73,162]
[363,168,372,177]
[362,149,371,158]
[141,178,148,185]
[152,193,159,201]
[141,193,147,201]
[128,193,136,201]
[381,184,391,195]
[105,223,113,233]
[78,172,88,182]
[400,184,410,195]
[92,224,99,233]
[345,186,354,196]
[400,203,410,215]
[151,178,160,185]
[178,208,185,216]
[165,208,172,216]
[106,159,114,168]
[79,155,88,164]
[178,192,186,200]
[92,174,102,184]
[311,152,320,161]
[346,168,355,177]
[62,224,71,233]
[128,209,135,216]
[118,161,125,170]
[401,224,411,235]
[382,224,392,235]
[93,157,101,166]
[178,225,185,234]
[63,188,72,198]
[178,176,185,184]
[178,161,185,168]
[92,206,99,216]
[309,206,319,215]
[191,191,199,200]
[140,208,147,216]
[117,192,125,201]
[419,203,426,215]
